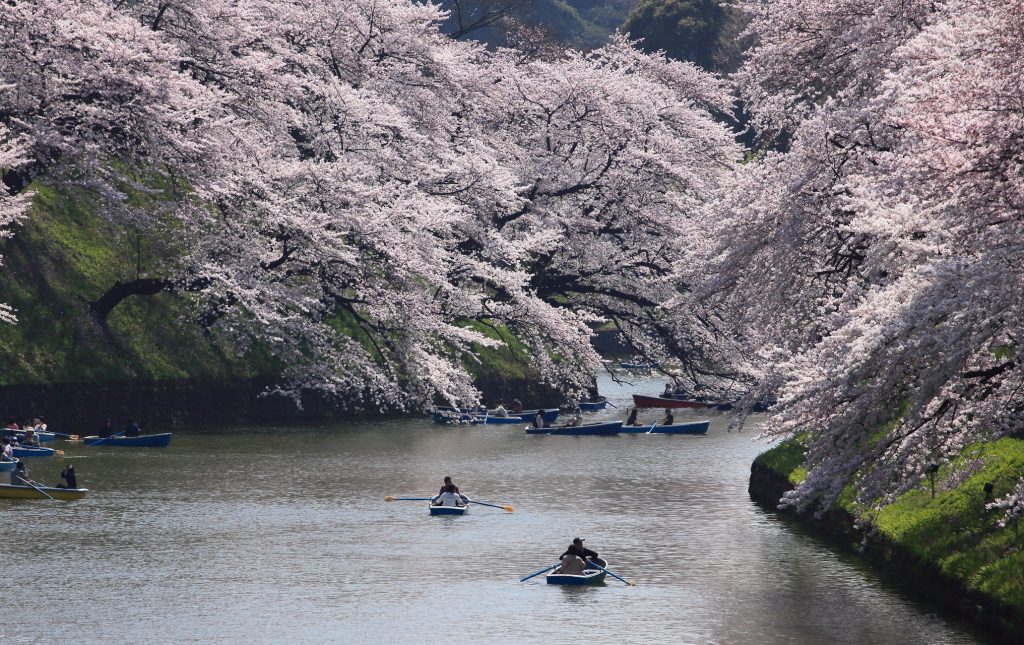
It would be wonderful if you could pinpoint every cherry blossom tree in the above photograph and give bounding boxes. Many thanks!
[0,126,31,324]
[702,0,1024,521]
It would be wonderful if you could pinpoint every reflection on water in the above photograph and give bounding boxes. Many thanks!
[2,375,986,644]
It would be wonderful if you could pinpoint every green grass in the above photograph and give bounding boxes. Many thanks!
[755,438,807,484]
[0,185,280,384]
[0,185,545,390]
[756,435,1024,614]
[873,438,1024,608]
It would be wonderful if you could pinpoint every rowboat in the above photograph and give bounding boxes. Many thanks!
[429,495,470,516]
[12,446,55,458]
[82,433,172,447]
[620,360,658,369]
[475,415,524,425]
[577,396,608,412]
[432,407,560,425]
[1,429,56,443]
[620,420,710,434]
[633,393,737,410]
[0,483,89,500]
[546,557,608,585]
[512,409,560,424]
[526,421,622,436]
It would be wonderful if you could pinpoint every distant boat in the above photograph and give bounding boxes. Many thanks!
[82,433,172,447]
[577,396,608,411]
[620,360,659,369]
[526,421,622,436]
[632,394,707,409]
[11,446,55,458]
[431,407,560,425]
[632,394,738,410]
[620,420,709,435]
[1,429,56,443]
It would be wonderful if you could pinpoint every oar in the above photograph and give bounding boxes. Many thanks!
[21,478,54,500]
[646,421,658,434]
[605,401,618,408]
[46,430,80,440]
[384,496,434,502]
[519,563,559,582]
[586,560,635,586]
[89,431,126,446]
[468,499,514,512]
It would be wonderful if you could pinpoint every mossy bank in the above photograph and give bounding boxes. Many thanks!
[749,438,1024,640]
[0,187,561,429]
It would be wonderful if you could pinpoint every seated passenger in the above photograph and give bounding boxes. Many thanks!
[558,554,587,575]
[21,429,40,448]
[659,409,674,425]
[493,404,509,418]
[124,420,142,437]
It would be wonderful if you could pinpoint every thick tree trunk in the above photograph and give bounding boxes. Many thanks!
[89,277,173,323]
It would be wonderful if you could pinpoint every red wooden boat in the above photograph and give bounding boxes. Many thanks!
[632,394,709,409]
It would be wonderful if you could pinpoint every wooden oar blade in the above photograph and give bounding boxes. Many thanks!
[502,505,514,512]
[384,496,396,501]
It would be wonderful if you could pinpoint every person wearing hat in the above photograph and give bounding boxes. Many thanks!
[561,538,598,565]
[20,428,40,448]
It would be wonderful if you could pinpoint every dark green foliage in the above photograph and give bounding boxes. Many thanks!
[622,0,729,70]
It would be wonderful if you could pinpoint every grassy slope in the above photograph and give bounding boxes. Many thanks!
[754,437,1024,614]
[0,187,541,392]
[0,186,279,385]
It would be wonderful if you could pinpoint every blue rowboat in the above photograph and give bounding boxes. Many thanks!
[620,360,659,369]
[429,495,470,516]
[577,396,607,412]
[12,446,55,458]
[82,433,172,447]
[526,421,622,436]
[1,429,56,443]
[620,420,709,435]
[476,415,524,425]
[0,459,16,473]
[546,557,608,585]
[514,409,560,424]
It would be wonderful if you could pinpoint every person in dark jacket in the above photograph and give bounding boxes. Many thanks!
[433,476,468,507]
[438,476,460,496]
[97,419,114,438]
[561,538,598,566]
[625,407,640,426]
[123,419,142,437]
[58,464,77,489]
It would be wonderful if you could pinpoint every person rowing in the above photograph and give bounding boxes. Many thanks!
[558,537,599,575]
[625,407,643,426]
[659,408,674,426]
[432,476,468,507]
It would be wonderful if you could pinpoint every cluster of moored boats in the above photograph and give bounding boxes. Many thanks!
[0,424,172,501]
[431,392,722,436]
